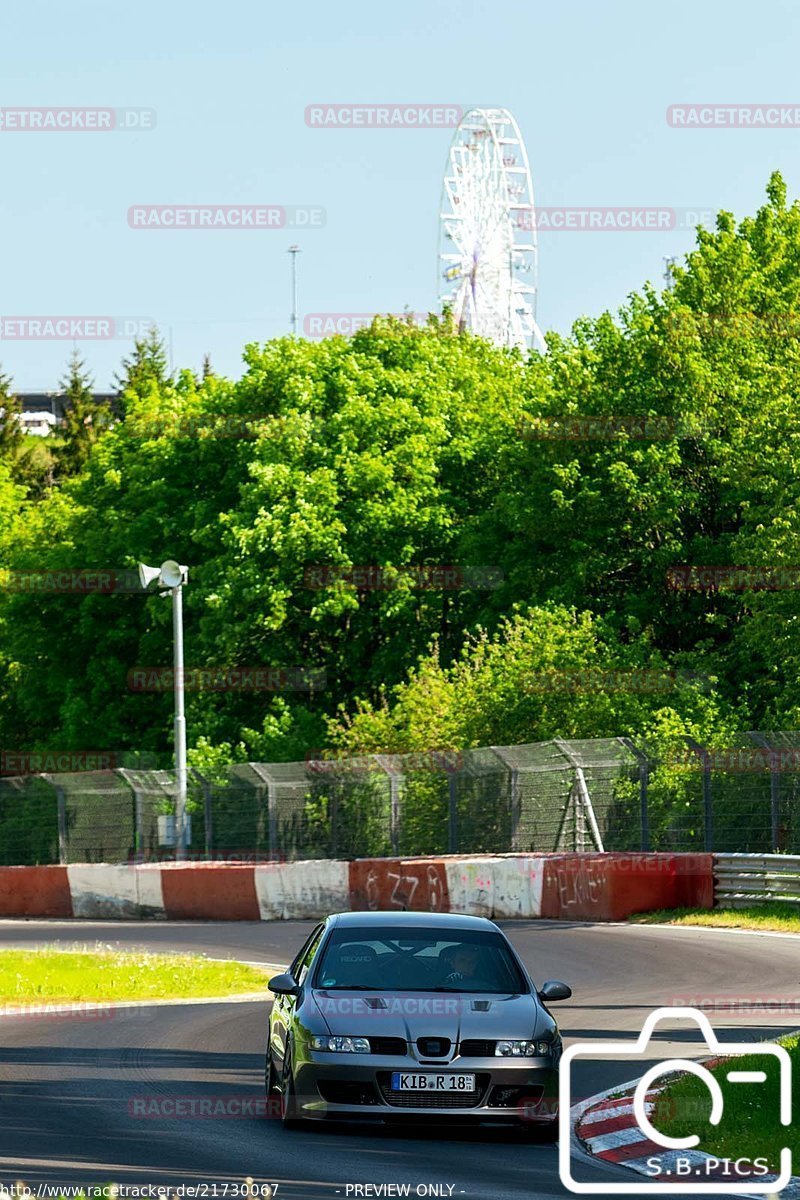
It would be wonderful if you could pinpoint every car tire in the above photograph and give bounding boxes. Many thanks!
[280,1042,303,1130]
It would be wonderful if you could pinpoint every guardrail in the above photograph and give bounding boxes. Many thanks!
[714,853,800,907]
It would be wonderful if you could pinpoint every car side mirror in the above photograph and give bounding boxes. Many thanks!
[268,972,300,996]
[538,980,572,1002]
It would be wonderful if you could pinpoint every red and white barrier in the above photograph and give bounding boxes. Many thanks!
[255,860,349,920]
[0,852,715,921]
[540,853,714,922]
[67,864,165,919]
[0,866,72,917]
[444,855,546,918]
[348,857,449,912]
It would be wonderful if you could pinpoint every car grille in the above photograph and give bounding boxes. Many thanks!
[416,1036,451,1057]
[368,1037,408,1056]
[377,1071,490,1109]
[459,1039,496,1057]
[318,1080,380,1105]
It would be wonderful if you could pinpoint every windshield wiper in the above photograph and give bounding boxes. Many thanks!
[317,984,383,991]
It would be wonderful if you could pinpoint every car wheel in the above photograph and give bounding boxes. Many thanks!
[280,1042,302,1129]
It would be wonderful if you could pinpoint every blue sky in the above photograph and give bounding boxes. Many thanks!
[2,0,799,389]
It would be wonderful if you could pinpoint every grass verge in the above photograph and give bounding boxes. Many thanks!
[653,1033,799,1172]
[0,947,274,1003]
[629,904,800,934]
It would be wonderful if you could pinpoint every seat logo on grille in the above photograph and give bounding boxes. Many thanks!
[418,1037,450,1056]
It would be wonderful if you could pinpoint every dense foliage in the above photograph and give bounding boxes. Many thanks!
[2,175,800,768]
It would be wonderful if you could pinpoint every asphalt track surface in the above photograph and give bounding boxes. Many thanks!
[1,918,798,1200]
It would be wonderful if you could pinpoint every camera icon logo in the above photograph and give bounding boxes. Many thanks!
[558,1006,792,1194]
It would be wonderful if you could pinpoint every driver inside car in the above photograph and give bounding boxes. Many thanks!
[440,944,483,986]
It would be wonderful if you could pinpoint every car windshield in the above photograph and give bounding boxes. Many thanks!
[312,927,527,993]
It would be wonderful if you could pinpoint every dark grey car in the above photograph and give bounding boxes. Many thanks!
[266,911,571,1135]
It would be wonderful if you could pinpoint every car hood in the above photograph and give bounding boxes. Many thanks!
[310,989,553,1041]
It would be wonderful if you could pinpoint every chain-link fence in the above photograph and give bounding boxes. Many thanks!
[2,731,800,865]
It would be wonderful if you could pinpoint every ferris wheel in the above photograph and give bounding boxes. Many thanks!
[438,107,546,353]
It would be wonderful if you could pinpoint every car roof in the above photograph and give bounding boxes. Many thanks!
[328,911,497,931]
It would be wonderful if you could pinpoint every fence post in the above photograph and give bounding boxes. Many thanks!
[189,768,212,859]
[702,753,713,852]
[619,738,650,852]
[448,773,458,853]
[330,783,339,858]
[639,759,650,852]
[389,774,400,856]
[748,733,780,853]
[115,769,143,863]
[267,780,277,861]
[685,739,713,851]
[554,741,605,852]
[375,756,401,857]
[488,747,520,852]
[249,763,277,861]
[770,757,780,853]
[509,767,521,851]
[700,749,713,851]
[572,772,585,851]
[53,781,67,865]
[134,789,143,862]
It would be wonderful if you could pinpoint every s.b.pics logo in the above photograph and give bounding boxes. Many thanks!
[559,1007,792,1194]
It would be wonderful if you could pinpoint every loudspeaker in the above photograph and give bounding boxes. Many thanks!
[138,562,162,590]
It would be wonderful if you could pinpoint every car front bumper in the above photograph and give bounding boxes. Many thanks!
[292,1053,560,1123]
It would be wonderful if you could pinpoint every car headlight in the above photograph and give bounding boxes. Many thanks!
[495,1039,552,1057]
[310,1035,371,1053]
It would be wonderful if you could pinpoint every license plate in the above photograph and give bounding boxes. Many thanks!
[390,1072,475,1092]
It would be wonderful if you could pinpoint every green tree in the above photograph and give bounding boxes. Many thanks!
[330,604,729,754]
[58,350,108,476]
[4,179,800,763]
[113,325,169,412]
[0,368,23,459]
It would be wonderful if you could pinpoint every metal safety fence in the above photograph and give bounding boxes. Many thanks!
[714,853,800,907]
[2,731,800,865]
